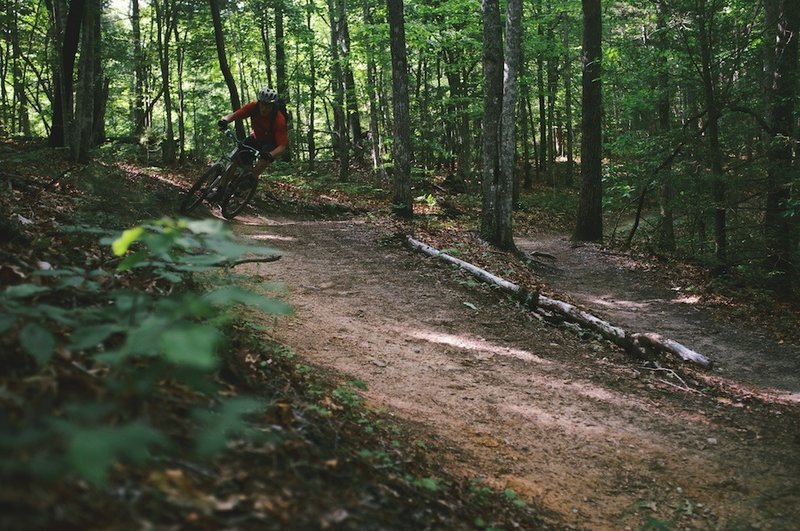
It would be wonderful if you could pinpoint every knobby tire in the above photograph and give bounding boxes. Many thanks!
[180,165,222,214]
[221,173,258,219]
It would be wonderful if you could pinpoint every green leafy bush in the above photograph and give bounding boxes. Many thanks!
[0,218,290,485]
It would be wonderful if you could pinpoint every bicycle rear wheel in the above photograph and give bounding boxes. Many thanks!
[221,172,258,219]
[180,164,222,214]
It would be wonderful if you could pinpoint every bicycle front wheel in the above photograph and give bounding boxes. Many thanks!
[180,164,222,214]
[221,172,258,219]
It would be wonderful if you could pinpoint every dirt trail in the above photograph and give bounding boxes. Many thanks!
[234,212,800,530]
[516,235,800,397]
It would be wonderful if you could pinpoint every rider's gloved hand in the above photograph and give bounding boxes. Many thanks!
[217,119,229,131]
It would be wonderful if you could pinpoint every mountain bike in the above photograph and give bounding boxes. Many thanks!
[179,130,260,219]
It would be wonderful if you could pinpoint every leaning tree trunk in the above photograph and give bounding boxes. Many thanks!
[574,0,603,242]
[387,0,412,217]
[209,0,243,138]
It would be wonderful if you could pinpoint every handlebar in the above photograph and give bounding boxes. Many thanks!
[223,129,261,157]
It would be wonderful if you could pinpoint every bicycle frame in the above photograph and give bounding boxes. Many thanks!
[216,130,261,188]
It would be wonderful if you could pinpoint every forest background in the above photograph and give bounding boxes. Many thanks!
[1,0,799,528]
[2,0,798,286]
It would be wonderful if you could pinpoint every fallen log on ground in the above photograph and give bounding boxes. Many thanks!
[406,235,712,369]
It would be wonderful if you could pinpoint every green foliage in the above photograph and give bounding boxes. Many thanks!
[0,218,290,486]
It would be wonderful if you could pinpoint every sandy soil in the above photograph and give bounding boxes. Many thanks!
[233,210,800,530]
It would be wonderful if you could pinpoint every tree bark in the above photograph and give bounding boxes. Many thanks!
[11,1,30,135]
[48,0,86,148]
[209,0,243,138]
[573,0,603,242]
[387,0,412,217]
[72,0,98,162]
[275,0,287,98]
[656,0,675,252]
[338,0,363,160]
[764,0,800,288]
[480,0,503,239]
[696,3,727,268]
[132,0,146,137]
[328,0,349,180]
[258,8,273,88]
[306,0,317,166]
[562,11,574,187]
[154,0,176,163]
[362,0,384,178]
[494,0,522,251]
[537,11,547,174]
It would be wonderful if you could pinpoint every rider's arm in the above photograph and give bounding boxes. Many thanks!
[221,101,257,124]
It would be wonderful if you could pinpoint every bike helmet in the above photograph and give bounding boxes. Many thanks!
[257,87,278,104]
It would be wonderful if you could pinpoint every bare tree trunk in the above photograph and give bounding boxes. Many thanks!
[536,0,547,175]
[275,0,287,98]
[362,0,385,179]
[764,0,800,288]
[328,0,349,180]
[338,0,363,161]
[520,73,533,191]
[546,2,558,179]
[573,0,603,242]
[480,0,503,239]
[443,52,471,192]
[493,0,522,251]
[258,8,273,88]
[48,0,86,148]
[696,4,727,267]
[154,0,176,163]
[174,21,187,162]
[306,0,317,167]
[656,0,675,252]
[11,1,30,135]
[210,0,243,138]
[132,0,146,138]
[90,2,105,145]
[72,0,98,162]
[562,11,574,186]
[387,0,412,217]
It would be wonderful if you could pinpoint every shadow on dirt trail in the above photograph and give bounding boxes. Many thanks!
[233,211,800,530]
[516,235,800,399]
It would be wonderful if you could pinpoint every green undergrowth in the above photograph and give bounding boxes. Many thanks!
[0,145,550,529]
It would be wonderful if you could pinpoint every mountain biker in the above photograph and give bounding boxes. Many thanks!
[217,87,289,186]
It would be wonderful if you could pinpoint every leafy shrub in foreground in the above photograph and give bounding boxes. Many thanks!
[0,218,290,485]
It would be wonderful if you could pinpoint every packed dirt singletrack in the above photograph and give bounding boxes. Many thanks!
[231,207,800,530]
